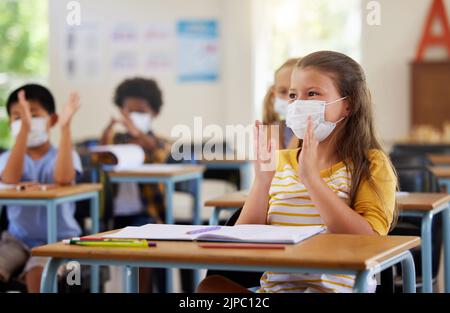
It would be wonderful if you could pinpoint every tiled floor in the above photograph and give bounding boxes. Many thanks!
[104,266,207,293]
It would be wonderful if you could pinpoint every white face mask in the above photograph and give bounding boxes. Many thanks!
[11,117,49,148]
[286,97,347,142]
[129,112,152,134]
[274,97,289,119]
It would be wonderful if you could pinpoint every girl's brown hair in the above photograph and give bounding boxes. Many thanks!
[263,58,299,124]
[296,51,398,229]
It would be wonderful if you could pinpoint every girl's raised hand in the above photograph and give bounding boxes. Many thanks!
[298,116,321,185]
[253,120,277,186]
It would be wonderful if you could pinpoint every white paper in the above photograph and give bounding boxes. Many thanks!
[89,144,145,170]
[396,192,410,197]
[0,183,16,191]
[113,164,186,173]
[104,224,326,244]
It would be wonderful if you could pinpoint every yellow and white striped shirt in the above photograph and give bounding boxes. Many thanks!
[257,148,396,293]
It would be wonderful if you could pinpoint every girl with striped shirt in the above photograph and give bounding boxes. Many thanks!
[197,51,397,293]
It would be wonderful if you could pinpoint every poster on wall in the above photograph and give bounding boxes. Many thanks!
[176,20,220,82]
[64,21,103,81]
[143,22,175,73]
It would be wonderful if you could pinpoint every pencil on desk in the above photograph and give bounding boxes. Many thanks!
[63,239,157,248]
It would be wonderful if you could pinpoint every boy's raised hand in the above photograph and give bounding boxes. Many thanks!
[60,92,81,129]
[17,90,33,131]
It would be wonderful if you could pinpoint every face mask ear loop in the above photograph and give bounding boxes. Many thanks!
[325,96,348,106]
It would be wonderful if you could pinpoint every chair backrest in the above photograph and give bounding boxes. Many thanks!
[395,166,440,193]
[389,153,432,168]
[392,144,450,156]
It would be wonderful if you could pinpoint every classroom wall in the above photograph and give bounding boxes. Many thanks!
[361,0,449,147]
[49,0,447,148]
[48,0,254,143]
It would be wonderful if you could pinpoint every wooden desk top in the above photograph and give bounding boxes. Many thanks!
[427,154,450,165]
[430,166,450,179]
[32,232,420,271]
[199,159,253,165]
[204,191,248,208]
[108,165,205,178]
[205,191,450,212]
[396,193,450,211]
[0,184,102,199]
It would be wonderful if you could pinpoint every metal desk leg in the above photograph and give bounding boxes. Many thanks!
[164,181,175,292]
[209,207,222,226]
[421,212,434,293]
[46,201,57,244]
[90,193,100,293]
[443,203,450,293]
[353,270,371,293]
[401,251,417,293]
[165,181,175,225]
[124,266,139,293]
[41,258,65,293]
[193,175,202,226]
[241,163,252,190]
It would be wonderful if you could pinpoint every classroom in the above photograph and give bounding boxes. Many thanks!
[0,0,450,302]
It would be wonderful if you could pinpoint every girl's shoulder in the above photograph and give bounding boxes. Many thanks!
[366,149,395,178]
[367,149,390,163]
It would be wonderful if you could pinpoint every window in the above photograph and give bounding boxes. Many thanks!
[0,0,49,148]
[252,0,362,119]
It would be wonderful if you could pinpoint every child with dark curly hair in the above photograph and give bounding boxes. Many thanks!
[100,77,171,226]
[100,77,172,292]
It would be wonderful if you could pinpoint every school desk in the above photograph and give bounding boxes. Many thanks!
[0,183,102,292]
[205,191,450,293]
[106,164,205,291]
[430,167,450,192]
[198,158,253,190]
[33,231,420,293]
[397,193,450,292]
[427,154,450,166]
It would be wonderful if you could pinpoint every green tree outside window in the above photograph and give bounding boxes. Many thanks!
[0,0,48,148]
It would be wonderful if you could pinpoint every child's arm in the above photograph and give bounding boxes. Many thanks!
[54,92,80,185]
[299,118,375,235]
[100,117,118,145]
[236,121,276,225]
[120,110,158,151]
[1,91,32,184]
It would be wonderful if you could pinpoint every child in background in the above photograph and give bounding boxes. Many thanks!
[197,51,397,293]
[100,77,171,228]
[263,58,300,150]
[100,77,171,293]
[0,84,82,293]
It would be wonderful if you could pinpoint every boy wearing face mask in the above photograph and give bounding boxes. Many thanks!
[100,77,171,228]
[0,84,82,293]
[100,77,171,293]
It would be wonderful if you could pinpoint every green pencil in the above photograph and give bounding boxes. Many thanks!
[63,239,156,248]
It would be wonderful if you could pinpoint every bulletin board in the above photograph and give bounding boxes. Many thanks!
[411,61,450,129]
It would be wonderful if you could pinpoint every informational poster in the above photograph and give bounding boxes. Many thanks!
[64,21,103,81]
[177,20,219,82]
[110,23,139,73]
[143,22,175,73]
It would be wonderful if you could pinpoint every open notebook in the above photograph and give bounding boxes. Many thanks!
[89,144,145,170]
[104,224,326,244]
